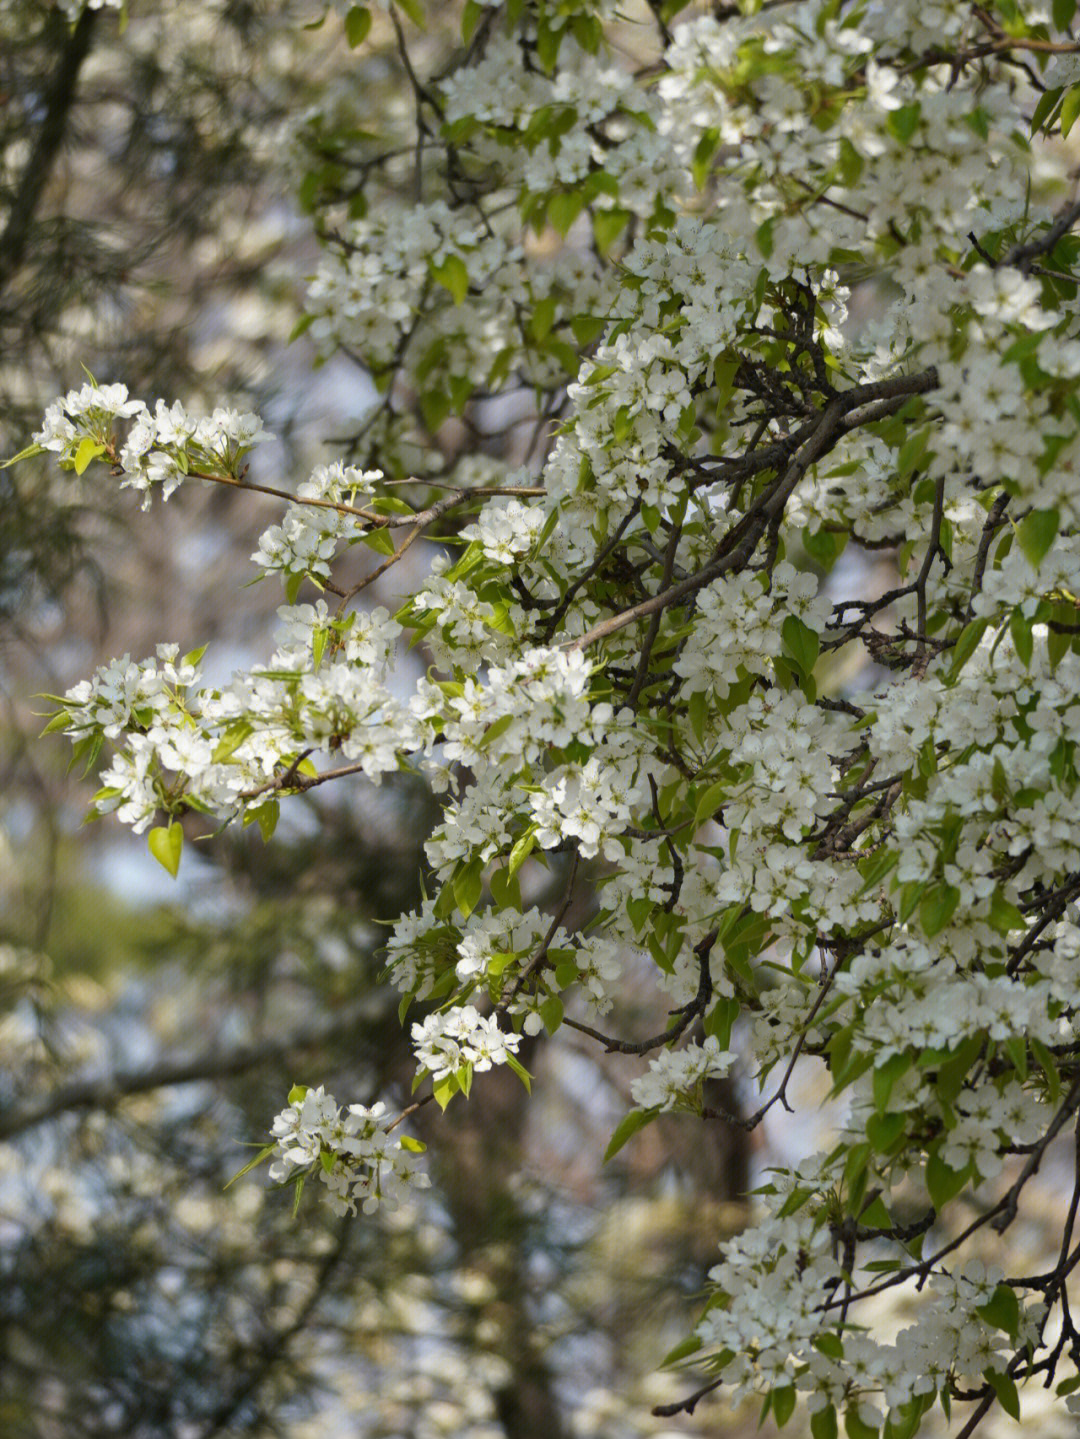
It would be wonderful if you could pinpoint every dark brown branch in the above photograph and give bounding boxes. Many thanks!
[914,474,945,659]
[0,1010,369,1141]
[1006,196,1080,272]
[0,7,98,295]
[499,850,580,1011]
[651,1374,725,1418]
[991,1070,1080,1234]
[627,519,682,706]
[562,929,717,1055]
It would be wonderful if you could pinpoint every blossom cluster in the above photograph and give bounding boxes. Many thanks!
[629,1037,736,1114]
[268,1085,430,1218]
[34,383,272,507]
[410,1005,522,1082]
[251,462,381,582]
[696,1185,1043,1421]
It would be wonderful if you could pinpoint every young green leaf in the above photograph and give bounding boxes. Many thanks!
[148,822,183,878]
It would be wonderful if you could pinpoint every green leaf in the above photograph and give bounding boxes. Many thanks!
[1016,507,1059,568]
[419,387,451,433]
[344,6,372,46]
[896,424,931,479]
[1008,608,1033,668]
[988,889,1026,935]
[811,1405,839,1439]
[1030,1036,1062,1104]
[896,878,927,924]
[659,1333,704,1368]
[919,883,960,938]
[844,1405,880,1439]
[433,1074,458,1110]
[873,1053,911,1114]
[813,1331,844,1361]
[612,404,634,444]
[453,857,484,918]
[802,524,847,571]
[251,799,279,843]
[886,102,921,144]
[948,615,990,681]
[287,1083,307,1105]
[626,896,652,932]
[539,994,564,1034]
[1,441,46,469]
[223,1143,278,1189]
[1062,84,1080,139]
[398,1134,426,1153]
[694,779,727,829]
[504,1051,532,1092]
[689,688,708,744]
[431,253,469,306]
[571,10,600,52]
[977,1284,1020,1339]
[461,0,483,41]
[1031,85,1064,136]
[361,525,396,556]
[212,719,254,765]
[535,17,561,69]
[529,294,558,341]
[593,207,630,256]
[1049,598,1074,671]
[507,829,535,877]
[843,1140,873,1215]
[489,865,521,912]
[982,1368,1020,1421]
[543,337,580,377]
[570,313,606,346]
[74,437,106,475]
[73,732,104,780]
[394,0,426,27]
[925,1146,968,1211]
[773,1387,797,1428]
[859,1194,893,1229]
[604,1107,657,1162]
[1054,0,1076,32]
[148,822,182,878]
[856,847,898,896]
[1005,1035,1028,1081]
[884,1395,934,1439]
[548,189,584,238]
[836,135,864,186]
[40,709,74,738]
[866,1111,905,1153]
[704,996,740,1049]
[691,127,720,189]
[782,614,820,675]
[934,1033,983,1105]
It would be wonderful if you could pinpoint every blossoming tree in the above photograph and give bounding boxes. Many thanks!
[16,0,1080,1433]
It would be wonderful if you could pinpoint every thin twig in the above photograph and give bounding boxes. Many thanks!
[499,851,580,1011]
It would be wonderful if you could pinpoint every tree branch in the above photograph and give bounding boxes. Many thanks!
[0,8,98,296]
